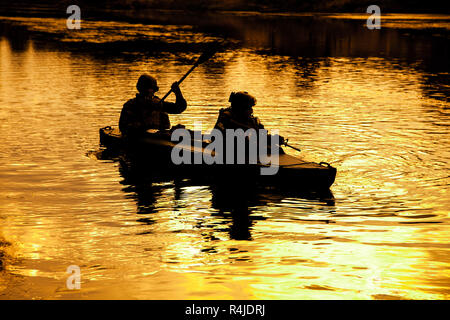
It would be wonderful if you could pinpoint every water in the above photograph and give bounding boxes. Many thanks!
[0,12,449,299]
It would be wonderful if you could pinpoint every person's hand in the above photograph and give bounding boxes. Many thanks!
[171,123,186,131]
[275,134,285,145]
[171,81,181,93]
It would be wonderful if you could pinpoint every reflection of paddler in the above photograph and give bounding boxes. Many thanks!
[117,156,185,216]
[210,181,258,241]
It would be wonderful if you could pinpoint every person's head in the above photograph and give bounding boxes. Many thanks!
[229,91,256,117]
[137,74,159,96]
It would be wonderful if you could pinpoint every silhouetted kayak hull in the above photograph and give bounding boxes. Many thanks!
[99,126,336,190]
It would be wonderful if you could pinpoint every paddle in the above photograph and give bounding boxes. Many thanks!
[283,141,301,152]
[159,46,218,103]
[222,116,301,152]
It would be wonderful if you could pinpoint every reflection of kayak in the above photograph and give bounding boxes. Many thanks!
[99,126,337,190]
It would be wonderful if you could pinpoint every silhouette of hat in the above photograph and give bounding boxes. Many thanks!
[229,91,256,108]
[137,74,159,93]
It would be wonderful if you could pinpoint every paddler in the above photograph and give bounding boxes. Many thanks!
[119,74,187,136]
[214,91,285,145]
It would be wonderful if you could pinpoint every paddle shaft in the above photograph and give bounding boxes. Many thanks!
[159,62,200,102]
[227,117,300,150]
[284,143,301,152]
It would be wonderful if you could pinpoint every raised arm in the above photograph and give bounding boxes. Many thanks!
[162,82,187,114]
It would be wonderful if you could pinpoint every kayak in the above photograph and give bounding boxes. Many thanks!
[99,126,337,190]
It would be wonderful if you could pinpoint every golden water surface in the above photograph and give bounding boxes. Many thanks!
[0,13,449,299]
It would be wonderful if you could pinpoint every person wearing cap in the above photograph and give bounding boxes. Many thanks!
[214,91,264,132]
[214,91,285,145]
[119,74,187,136]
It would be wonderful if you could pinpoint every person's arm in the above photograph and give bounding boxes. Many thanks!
[225,116,284,145]
[254,116,265,130]
[162,82,187,114]
[220,114,261,131]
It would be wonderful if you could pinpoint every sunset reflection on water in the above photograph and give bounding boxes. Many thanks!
[0,13,449,299]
